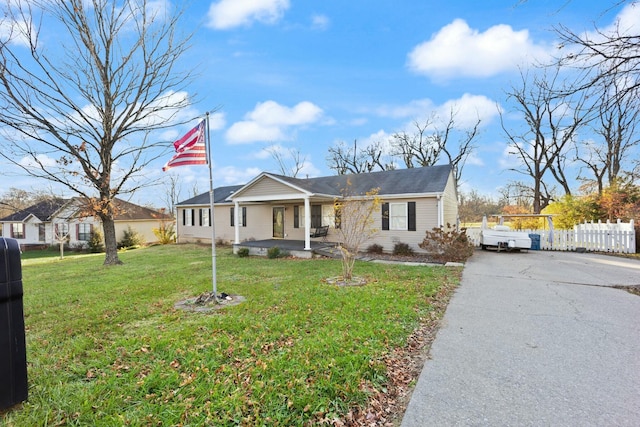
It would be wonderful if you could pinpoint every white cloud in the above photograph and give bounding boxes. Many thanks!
[604,3,640,36]
[214,165,262,185]
[374,94,499,129]
[207,0,290,30]
[435,93,500,128]
[226,100,323,144]
[311,14,330,31]
[407,19,551,79]
[0,17,32,47]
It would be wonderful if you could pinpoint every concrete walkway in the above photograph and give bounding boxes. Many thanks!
[401,249,640,426]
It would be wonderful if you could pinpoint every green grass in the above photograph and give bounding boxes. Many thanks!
[3,244,460,426]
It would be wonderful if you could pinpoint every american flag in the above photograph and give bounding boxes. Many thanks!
[162,120,207,171]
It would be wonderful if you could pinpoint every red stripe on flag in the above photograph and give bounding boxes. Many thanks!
[163,120,208,171]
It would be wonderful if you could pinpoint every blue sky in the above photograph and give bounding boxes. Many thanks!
[1,1,638,208]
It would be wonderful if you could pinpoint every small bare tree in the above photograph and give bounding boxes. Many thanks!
[53,222,71,260]
[332,183,382,282]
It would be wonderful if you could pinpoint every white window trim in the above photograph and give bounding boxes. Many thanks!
[389,202,408,231]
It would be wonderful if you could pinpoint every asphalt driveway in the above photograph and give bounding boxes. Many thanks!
[401,249,640,426]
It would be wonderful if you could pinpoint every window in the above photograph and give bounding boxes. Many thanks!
[11,223,24,239]
[78,223,92,241]
[183,209,194,226]
[200,208,211,227]
[38,224,46,241]
[230,207,246,227]
[294,206,300,228]
[390,203,407,230]
[322,205,335,227]
[382,202,416,231]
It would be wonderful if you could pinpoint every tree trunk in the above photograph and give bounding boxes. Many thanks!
[101,216,122,265]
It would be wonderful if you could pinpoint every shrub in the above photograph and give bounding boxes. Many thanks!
[267,246,281,259]
[392,242,414,256]
[419,224,474,263]
[88,230,105,253]
[118,226,145,249]
[366,243,384,254]
[70,242,87,252]
[236,248,250,258]
[152,222,176,244]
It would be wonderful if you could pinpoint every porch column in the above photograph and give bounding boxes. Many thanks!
[234,201,240,244]
[304,196,311,250]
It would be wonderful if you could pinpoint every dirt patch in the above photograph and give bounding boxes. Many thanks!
[615,285,640,296]
[174,292,246,312]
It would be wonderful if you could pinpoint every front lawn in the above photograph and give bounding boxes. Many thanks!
[3,244,460,426]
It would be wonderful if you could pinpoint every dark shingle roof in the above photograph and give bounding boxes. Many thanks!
[272,164,452,196]
[0,198,68,222]
[177,185,244,206]
[176,165,453,206]
[110,198,172,221]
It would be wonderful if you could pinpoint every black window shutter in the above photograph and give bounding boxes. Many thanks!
[230,207,234,227]
[182,209,186,226]
[208,209,211,227]
[191,209,195,226]
[199,209,203,226]
[382,203,389,231]
[293,206,299,228]
[242,207,247,227]
[408,202,416,231]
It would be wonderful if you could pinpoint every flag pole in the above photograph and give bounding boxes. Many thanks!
[205,112,218,303]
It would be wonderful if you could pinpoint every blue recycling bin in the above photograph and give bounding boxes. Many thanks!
[528,234,541,250]
[0,238,28,409]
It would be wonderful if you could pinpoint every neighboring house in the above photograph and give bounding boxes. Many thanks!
[176,164,458,253]
[0,197,171,249]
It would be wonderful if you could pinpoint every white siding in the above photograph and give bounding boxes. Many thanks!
[243,178,298,197]
[369,197,438,253]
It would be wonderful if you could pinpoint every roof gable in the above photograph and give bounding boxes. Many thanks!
[0,198,68,222]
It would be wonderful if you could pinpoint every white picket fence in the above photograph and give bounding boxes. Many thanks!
[467,219,636,254]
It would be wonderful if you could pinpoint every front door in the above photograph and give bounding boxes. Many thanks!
[273,207,285,239]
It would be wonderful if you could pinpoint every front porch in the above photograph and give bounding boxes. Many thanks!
[233,239,337,259]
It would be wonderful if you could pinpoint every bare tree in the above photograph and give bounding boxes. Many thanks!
[267,146,307,177]
[332,184,381,282]
[576,71,640,194]
[501,68,588,213]
[0,0,193,264]
[327,139,393,175]
[162,174,182,218]
[390,110,480,187]
[556,15,640,109]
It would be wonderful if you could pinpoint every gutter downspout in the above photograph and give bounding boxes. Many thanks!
[437,194,444,228]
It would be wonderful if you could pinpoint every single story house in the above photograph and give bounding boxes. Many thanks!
[0,197,171,250]
[176,164,458,253]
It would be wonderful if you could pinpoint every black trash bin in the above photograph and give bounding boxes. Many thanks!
[0,238,28,410]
